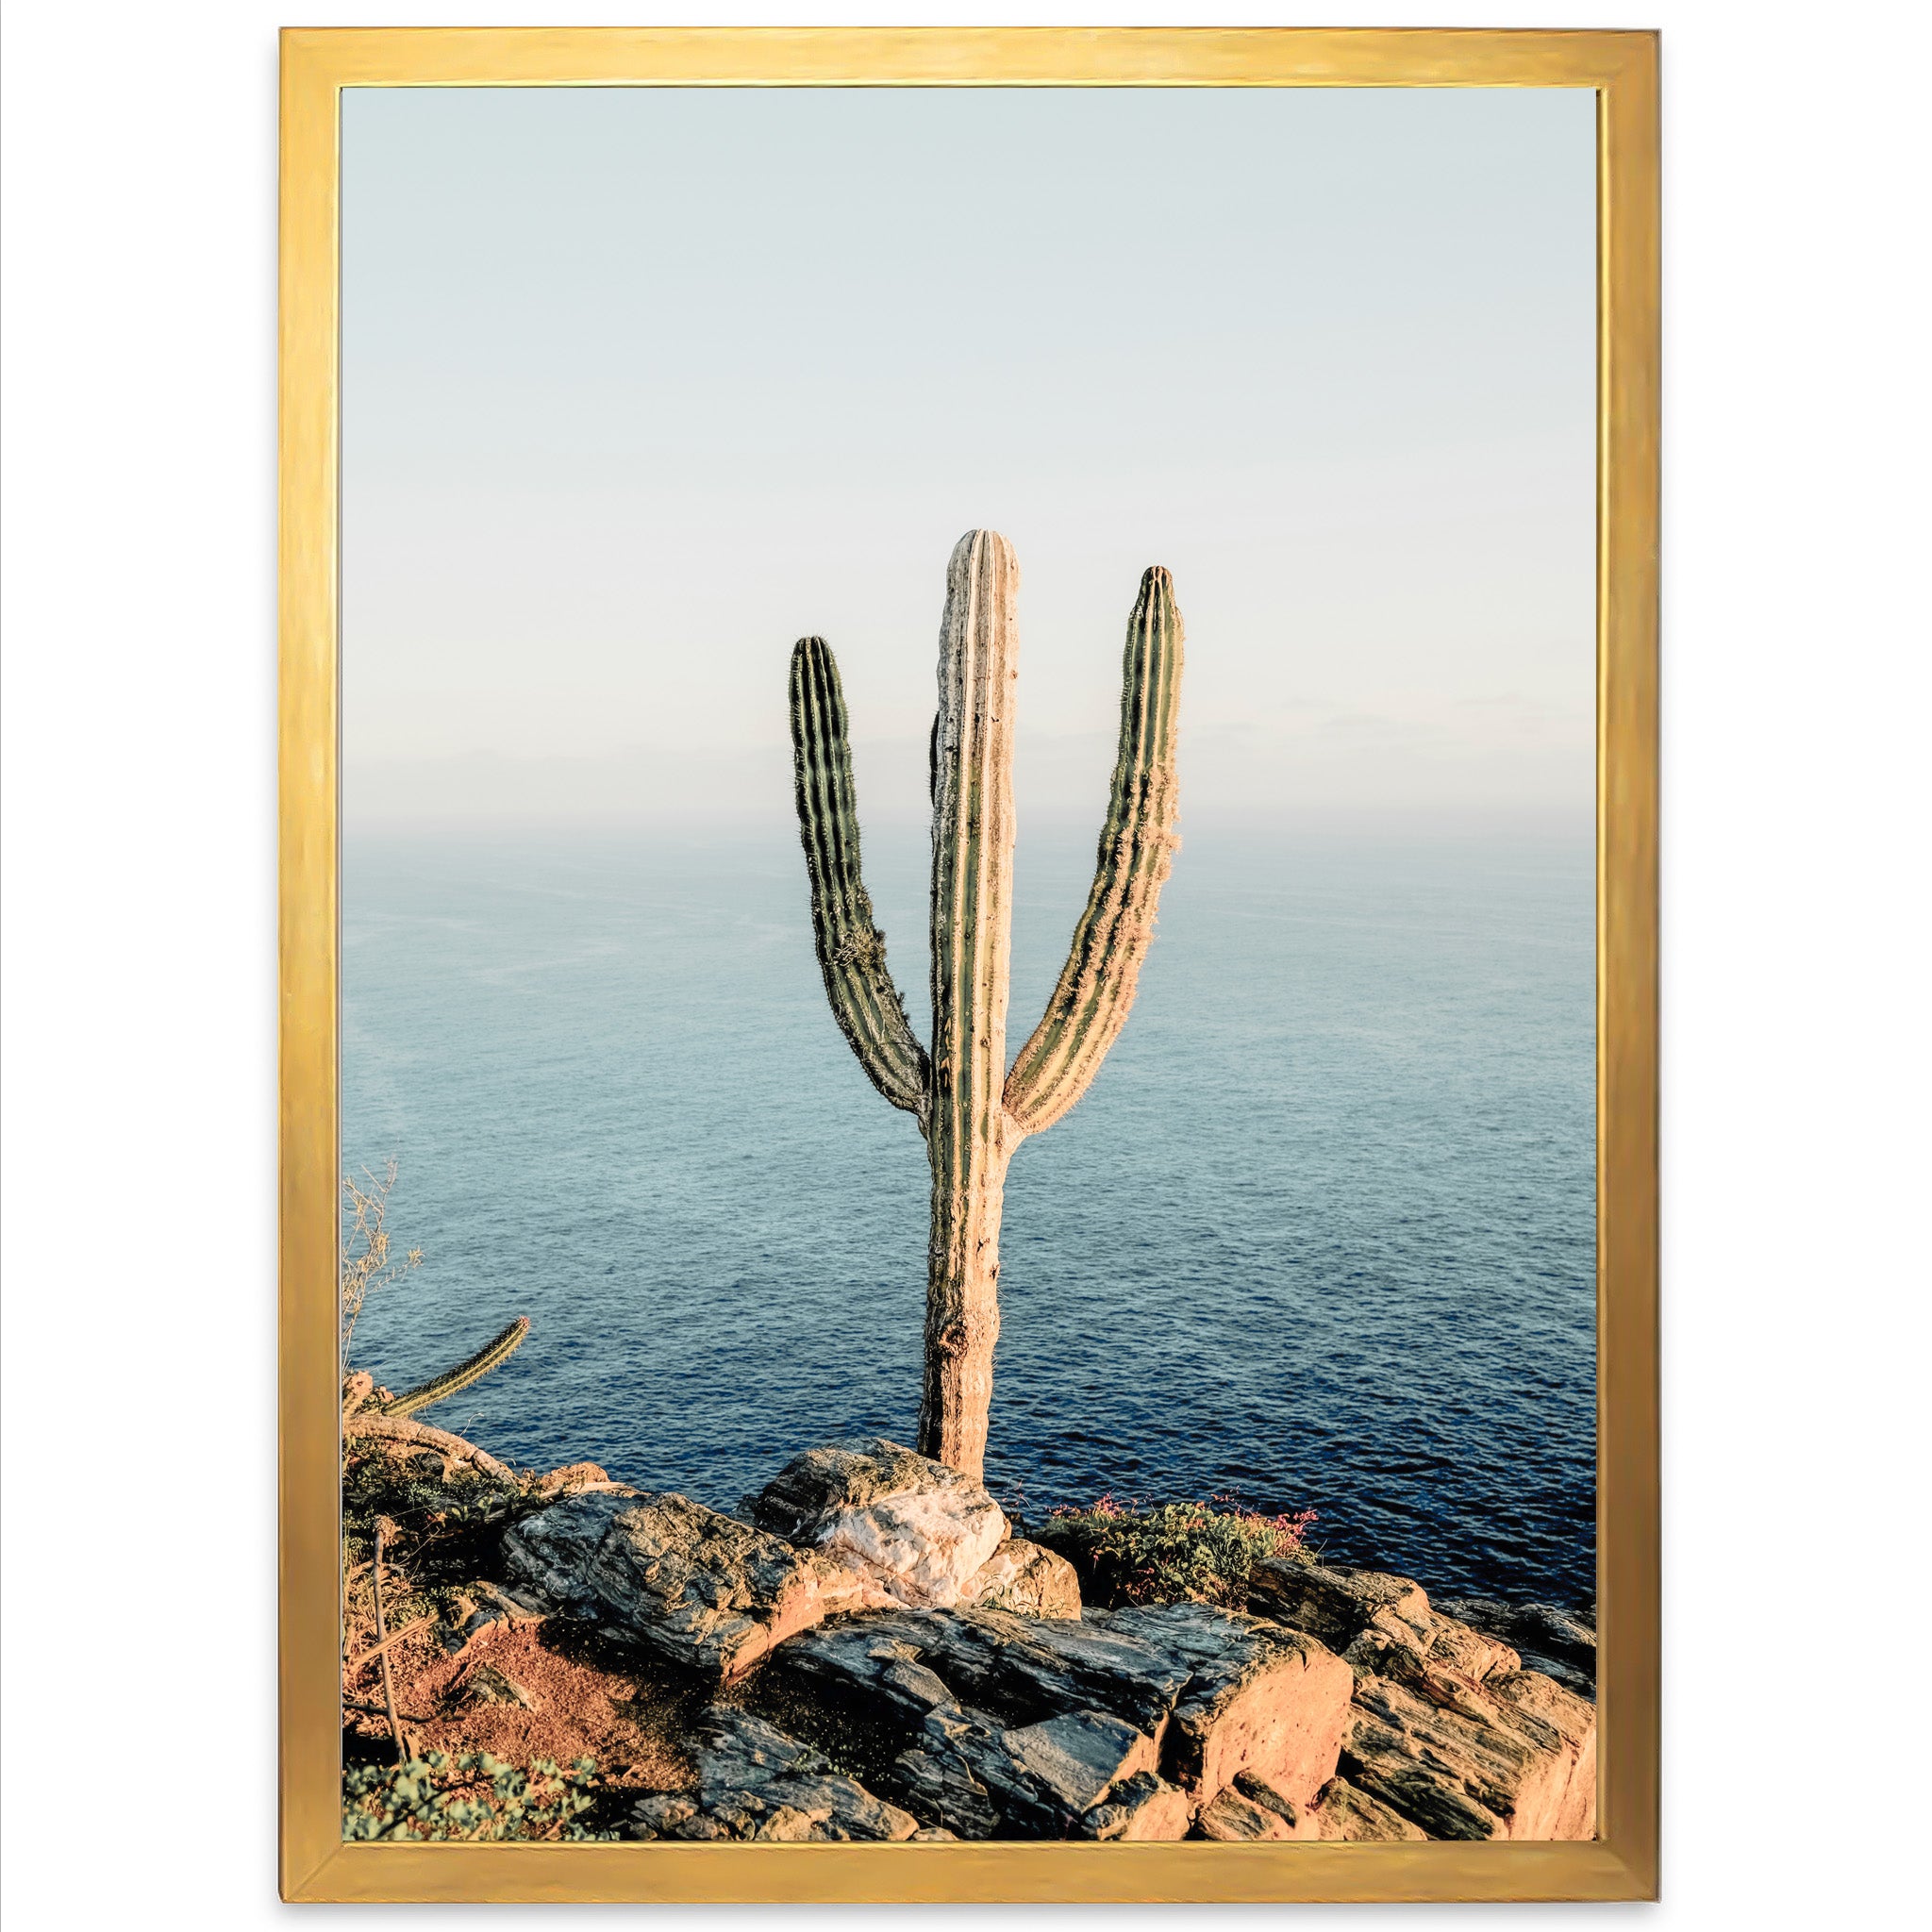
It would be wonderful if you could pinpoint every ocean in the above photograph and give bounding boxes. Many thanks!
[342,821,1597,1613]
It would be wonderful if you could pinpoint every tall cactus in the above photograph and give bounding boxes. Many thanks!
[789,530,1184,1479]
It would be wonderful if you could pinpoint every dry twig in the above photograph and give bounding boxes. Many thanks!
[371,1519,410,1763]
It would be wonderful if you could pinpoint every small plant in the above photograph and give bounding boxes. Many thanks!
[342,1750,616,1842]
[341,1159,424,1356]
[1035,1494,1318,1609]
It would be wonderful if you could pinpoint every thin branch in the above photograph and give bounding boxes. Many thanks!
[371,1521,410,1764]
[345,1612,437,1674]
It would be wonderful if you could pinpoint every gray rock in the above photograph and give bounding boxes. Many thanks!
[776,1604,1190,1738]
[771,1600,1351,1832]
[883,1699,1171,1840]
[1002,1708,1159,1812]
[1249,1559,1434,1652]
[1437,1597,1597,1694]
[627,1708,919,1842]
[960,1539,1082,1619]
[770,1611,964,1724]
[748,1439,1008,1609]
[503,1489,886,1680]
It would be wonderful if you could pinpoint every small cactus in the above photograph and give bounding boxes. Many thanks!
[791,531,1183,1478]
[374,1316,530,1420]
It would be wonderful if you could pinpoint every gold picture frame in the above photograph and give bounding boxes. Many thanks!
[280,25,1657,1903]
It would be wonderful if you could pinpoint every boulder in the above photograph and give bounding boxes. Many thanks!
[748,1440,1008,1609]
[503,1489,890,1680]
[1193,1771,1319,1841]
[1341,1664,1597,1840]
[1109,1603,1355,1805]
[776,1606,1190,1738]
[961,1540,1081,1619]
[769,1601,1350,1832]
[1308,1776,1428,1841]
[627,1708,920,1842]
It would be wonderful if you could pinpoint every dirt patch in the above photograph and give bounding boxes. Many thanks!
[344,1615,702,1796]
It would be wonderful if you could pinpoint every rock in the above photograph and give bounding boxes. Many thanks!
[528,1460,614,1499]
[1485,1670,1598,1839]
[908,1826,958,1841]
[772,1613,967,1725]
[1400,1615,1522,1687]
[1249,1559,1434,1653]
[446,1577,548,1652]
[1193,1770,1318,1841]
[1003,1709,1160,1812]
[503,1489,891,1680]
[627,1708,920,1842]
[770,1601,1348,1834]
[1308,1776,1429,1841]
[454,1662,538,1710]
[1340,1664,1597,1840]
[885,1698,1167,1840]
[886,1720,1002,1840]
[961,1540,1081,1619]
[1108,1603,1354,1805]
[1253,1560,1543,1709]
[777,1606,1190,1738]
[748,1440,1008,1609]
[1076,1770,1195,1841]
[1438,1597,1597,1695]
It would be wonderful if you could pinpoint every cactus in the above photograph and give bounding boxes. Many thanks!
[374,1316,530,1420]
[789,529,1184,1479]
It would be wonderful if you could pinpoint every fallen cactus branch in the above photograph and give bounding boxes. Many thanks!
[345,1411,517,1484]
[374,1317,530,1420]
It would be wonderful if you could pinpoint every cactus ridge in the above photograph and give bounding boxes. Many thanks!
[1003,565,1184,1135]
[375,1315,530,1420]
[789,637,930,1118]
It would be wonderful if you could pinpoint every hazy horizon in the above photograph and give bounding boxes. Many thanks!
[341,86,1596,833]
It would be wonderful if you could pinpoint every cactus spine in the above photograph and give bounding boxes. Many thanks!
[791,530,1184,1481]
[375,1315,530,1420]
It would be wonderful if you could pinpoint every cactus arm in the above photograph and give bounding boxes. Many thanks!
[375,1316,530,1419]
[920,529,1022,1478]
[1003,565,1184,1137]
[789,637,931,1120]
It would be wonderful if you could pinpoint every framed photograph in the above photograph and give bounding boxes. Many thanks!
[280,25,1657,1903]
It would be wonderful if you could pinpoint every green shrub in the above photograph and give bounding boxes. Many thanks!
[342,1751,617,1842]
[1034,1495,1317,1609]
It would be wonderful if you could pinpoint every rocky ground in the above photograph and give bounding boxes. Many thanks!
[341,1411,1597,1844]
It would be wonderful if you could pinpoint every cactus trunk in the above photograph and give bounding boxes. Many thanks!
[790,530,1184,1483]
[921,530,1022,1475]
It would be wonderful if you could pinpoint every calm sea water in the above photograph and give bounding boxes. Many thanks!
[343,823,1597,1612]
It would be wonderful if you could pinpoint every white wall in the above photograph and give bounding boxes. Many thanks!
[3,1,1925,1925]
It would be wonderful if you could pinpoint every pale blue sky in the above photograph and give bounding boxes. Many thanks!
[341,85,1596,828]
